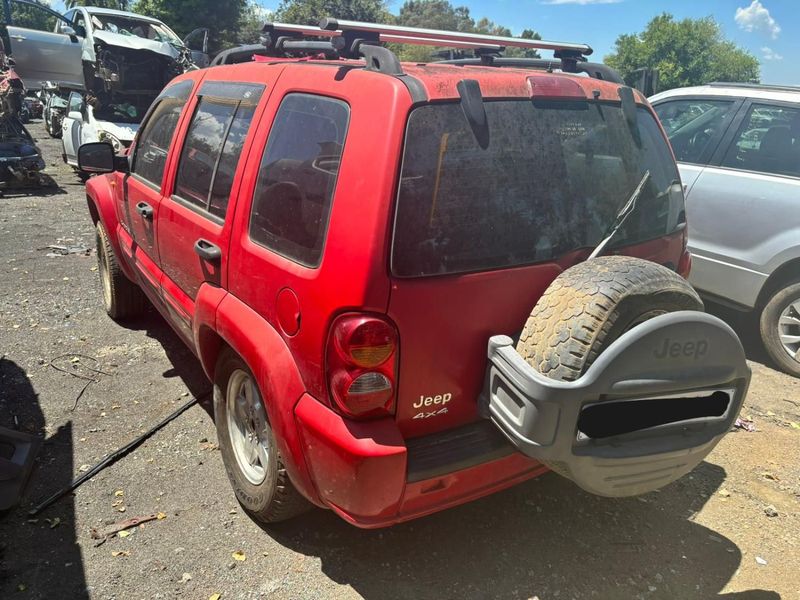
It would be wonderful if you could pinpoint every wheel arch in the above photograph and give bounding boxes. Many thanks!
[195,288,321,506]
[757,257,800,308]
[85,175,136,281]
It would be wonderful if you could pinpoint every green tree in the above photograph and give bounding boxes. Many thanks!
[2,0,58,31]
[605,13,759,90]
[274,0,390,26]
[395,0,540,62]
[132,0,249,52]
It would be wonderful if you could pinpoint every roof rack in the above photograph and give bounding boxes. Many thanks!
[706,82,800,93]
[247,19,593,77]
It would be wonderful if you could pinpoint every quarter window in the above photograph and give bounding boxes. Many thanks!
[721,103,800,178]
[173,85,263,220]
[249,94,349,267]
[654,99,737,164]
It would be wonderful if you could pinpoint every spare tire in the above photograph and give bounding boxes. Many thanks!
[516,256,703,381]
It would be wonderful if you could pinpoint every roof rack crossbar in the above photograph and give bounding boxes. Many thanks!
[434,57,623,84]
[320,18,592,56]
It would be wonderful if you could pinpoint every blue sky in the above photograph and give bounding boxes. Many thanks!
[255,0,796,85]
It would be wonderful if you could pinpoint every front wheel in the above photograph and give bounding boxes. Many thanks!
[214,350,309,524]
[760,281,800,377]
[95,221,146,320]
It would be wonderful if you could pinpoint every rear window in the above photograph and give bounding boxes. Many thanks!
[392,99,683,277]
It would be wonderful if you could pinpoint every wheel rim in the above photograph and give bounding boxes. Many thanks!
[778,298,800,362]
[97,234,112,311]
[226,370,272,485]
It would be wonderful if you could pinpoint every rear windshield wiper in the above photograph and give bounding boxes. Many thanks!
[588,170,650,260]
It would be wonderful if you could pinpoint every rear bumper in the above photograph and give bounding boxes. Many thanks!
[294,395,545,528]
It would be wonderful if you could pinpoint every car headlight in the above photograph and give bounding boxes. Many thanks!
[97,130,122,152]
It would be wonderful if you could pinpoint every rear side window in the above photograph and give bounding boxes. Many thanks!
[721,103,800,178]
[249,94,349,267]
[173,84,263,220]
[132,80,193,186]
[653,99,737,164]
[393,100,683,277]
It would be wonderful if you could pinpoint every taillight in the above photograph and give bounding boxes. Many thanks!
[326,314,398,419]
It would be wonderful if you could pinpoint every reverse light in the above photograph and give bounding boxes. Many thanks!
[327,314,398,419]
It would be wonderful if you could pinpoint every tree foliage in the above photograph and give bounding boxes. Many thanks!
[395,0,541,62]
[274,0,390,26]
[605,13,759,90]
[132,0,250,52]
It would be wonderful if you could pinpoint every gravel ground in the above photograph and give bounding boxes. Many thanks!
[0,121,798,600]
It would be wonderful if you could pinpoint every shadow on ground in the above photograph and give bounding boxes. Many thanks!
[266,461,780,599]
[0,357,89,599]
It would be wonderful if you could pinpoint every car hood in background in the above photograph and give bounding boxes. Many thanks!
[93,31,183,61]
[96,120,139,142]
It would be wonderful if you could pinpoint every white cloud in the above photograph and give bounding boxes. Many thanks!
[735,1,781,39]
[761,46,783,60]
[542,0,623,4]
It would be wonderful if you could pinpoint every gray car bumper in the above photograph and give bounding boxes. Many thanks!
[485,311,750,497]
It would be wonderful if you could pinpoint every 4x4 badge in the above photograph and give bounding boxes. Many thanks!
[413,407,448,420]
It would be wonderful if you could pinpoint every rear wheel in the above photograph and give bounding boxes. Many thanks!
[214,349,309,524]
[95,221,146,320]
[516,256,703,381]
[759,281,800,377]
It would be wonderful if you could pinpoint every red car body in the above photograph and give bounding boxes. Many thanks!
[85,59,690,527]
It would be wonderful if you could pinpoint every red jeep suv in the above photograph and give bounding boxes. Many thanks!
[79,20,750,528]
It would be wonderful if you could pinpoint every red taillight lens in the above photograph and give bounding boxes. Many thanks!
[334,317,397,368]
[327,314,398,419]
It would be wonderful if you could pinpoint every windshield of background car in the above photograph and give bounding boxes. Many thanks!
[91,15,182,45]
[391,99,684,277]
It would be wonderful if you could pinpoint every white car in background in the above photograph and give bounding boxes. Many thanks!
[3,1,207,166]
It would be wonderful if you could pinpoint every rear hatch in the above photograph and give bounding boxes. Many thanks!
[387,95,686,438]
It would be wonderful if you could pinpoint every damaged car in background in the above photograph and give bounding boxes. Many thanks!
[2,0,207,168]
[0,37,44,191]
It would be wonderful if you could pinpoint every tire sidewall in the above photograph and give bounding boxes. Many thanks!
[214,351,280,515]
[760,282,800,376]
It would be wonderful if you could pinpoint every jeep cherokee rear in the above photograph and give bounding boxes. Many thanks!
[79,20,749,528]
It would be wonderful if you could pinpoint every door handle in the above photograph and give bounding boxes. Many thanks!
[135,201,153,220]
[194,239,221,262]
[11,35,26,41]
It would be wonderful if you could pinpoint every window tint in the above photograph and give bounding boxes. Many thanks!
[132,97,185,187]
[393,101,683,277]
[721,103,800,177]
[250,94,349,267]
[173,86,262,219]
[654,99,737,164]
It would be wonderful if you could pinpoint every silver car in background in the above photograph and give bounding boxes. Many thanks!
[651,83,800,377]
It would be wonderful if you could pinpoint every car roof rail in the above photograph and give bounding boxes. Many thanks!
[248,20,593,77]
[706,82,800,94]
[434,57,623,83]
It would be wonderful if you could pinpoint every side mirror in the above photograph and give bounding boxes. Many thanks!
[67,110,83,121]
[78,142,118,174]
[61,25,76,36]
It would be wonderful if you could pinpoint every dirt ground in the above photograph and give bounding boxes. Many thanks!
[0,121,798,600]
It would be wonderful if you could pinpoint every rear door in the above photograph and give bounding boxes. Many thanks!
[120,78,195,304]
[157,79,267,343]
[4,0,84,89]
[61,91,83,166]
[683,99,800,308]
[388,98,688,438]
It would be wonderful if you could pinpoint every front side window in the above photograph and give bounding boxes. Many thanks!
[654,98,738,164]
[249,94,349,267]
[173,84,262,219]
[721,103,800,178]
[132,81,193,187]
[393,99,683,277]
